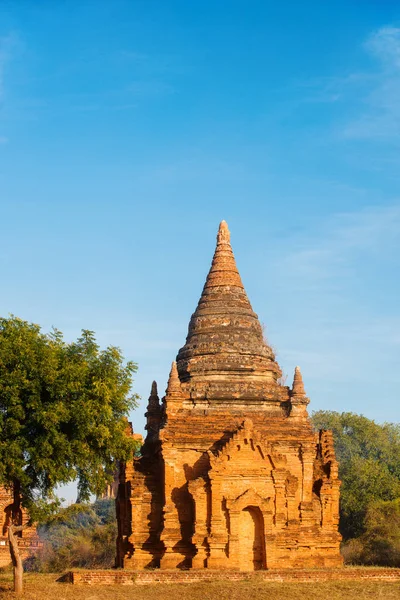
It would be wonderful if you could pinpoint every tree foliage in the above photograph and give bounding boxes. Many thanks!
[0,315,139,591]
[312,411,400,539]
[0,315,138,513]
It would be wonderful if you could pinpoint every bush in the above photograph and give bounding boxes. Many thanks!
[25,499,117,572]
[311,411,400,539]
[340,538,365,565]
[349,499,400,566]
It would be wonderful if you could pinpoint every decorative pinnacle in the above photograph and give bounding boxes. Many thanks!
[166,361,181,395]
[147,380,160,412]
[217,220,230,244]
[292,366,306,397]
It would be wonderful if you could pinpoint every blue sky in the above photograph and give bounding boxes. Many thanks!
[1,0,400,441]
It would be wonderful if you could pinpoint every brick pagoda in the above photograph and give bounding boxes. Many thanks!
[116,221,342,571]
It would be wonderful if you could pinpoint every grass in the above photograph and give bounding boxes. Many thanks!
[0,573,400,600]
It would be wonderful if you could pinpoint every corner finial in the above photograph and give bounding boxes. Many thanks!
[147,380,160,412]
[292,366,306,397]
[166,361,181,395]
[217,220,230,244]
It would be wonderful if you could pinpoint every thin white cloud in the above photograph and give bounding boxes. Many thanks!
[270,204,400,401]
[0,135,8,144]
[294,26,400,141]
[343,26,400,139]
[366,26,400,68]
[279,203,400,284]
[47,80,173,114]
[294,72,373,104]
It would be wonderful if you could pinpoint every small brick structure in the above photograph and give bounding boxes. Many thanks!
[63,568,400,585]
[116,221,342,571]
[0,487,39,568]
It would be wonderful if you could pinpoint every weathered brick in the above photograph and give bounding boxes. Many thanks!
[116,221,342,572]
[65,568,400,585]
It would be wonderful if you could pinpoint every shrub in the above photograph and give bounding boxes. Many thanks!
[25,499,117,572]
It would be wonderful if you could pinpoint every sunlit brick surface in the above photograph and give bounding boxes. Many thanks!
[116,222,342,571]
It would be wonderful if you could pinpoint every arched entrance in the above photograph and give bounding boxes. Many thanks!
[238,506,266,571]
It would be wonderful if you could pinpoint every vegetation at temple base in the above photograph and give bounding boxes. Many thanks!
[312,411,400,565]
[0,316,139,594]
[25,499,117,572]
[341,499,400,566]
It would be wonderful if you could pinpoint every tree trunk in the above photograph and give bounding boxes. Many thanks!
[9,524,25,594]
[6,481,27,594]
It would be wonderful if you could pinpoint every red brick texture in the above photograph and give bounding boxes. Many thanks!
[66,568,400,585]
[116,222,342,572]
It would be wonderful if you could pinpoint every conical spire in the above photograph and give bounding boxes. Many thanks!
[176,221,282,399]
[289,366,309,418]
[291,366,307,399]
[166,361,182,395]
[145,380,161,440]
[201,220,245,290]
[147,380,160,411]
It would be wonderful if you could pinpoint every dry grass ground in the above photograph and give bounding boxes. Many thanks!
[0,573,400,600]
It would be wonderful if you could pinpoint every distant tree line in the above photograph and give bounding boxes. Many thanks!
[312,411,400,566]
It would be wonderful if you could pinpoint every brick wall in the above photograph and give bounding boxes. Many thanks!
[64,568,400,586]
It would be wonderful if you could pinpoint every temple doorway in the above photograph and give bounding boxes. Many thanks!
[238,506,266,571]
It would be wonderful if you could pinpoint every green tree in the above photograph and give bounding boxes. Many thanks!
[312,411,400,539]
[0,316,139,593]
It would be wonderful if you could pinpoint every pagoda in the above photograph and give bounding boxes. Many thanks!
[116,221,342,571]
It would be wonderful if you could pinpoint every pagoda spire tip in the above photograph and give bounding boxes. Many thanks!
[217,220,230,244]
